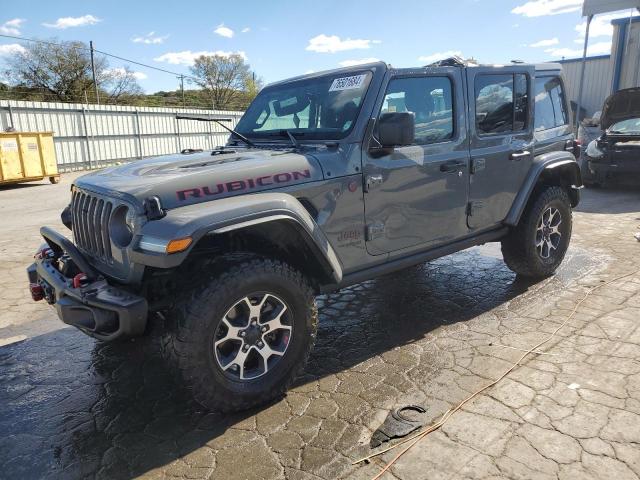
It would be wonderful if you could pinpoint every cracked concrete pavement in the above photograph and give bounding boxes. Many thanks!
[1,172,639,479]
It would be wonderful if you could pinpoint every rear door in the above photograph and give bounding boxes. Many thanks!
[363,67,470,255]
[466,66,534,230]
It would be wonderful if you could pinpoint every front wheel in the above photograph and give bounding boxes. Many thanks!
[501,186,572,278]
[163,256,318,412]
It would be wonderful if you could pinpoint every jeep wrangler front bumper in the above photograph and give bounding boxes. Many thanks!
[27,227,148,341]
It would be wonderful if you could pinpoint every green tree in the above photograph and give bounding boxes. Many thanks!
[4,39,142,103]
[189,54,259,110]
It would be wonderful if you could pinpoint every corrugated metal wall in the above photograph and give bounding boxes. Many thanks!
[559,56,613,117]
[0,101,244,172]
[613,18,640,90]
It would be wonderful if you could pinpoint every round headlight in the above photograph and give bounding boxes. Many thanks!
[109,205,134,247]
[585,139,604,159]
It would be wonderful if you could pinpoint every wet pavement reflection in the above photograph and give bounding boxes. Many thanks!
[0,244,600,479]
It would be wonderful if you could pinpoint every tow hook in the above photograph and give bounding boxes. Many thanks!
[34,247,54,260]
[72,273,89,289]
[29,283,45,301]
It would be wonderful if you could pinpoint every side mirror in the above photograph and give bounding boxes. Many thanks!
[377,112,415,147]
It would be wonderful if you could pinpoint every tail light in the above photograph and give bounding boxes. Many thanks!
[565,139,582,159]
[573,139,582,159]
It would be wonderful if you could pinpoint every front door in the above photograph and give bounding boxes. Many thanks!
[466,66,535,230]
[363,68,469,255]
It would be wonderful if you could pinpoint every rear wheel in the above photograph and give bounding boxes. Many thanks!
[49,176,60,184]
[163,256,317,411]
[501,186,572,278]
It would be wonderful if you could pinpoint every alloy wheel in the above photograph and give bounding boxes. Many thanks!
[213,293,292,380]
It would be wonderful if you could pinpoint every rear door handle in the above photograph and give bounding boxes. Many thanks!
[509,150,531,161]
[440,161,467,173]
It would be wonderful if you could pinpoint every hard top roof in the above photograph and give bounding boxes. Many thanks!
[267,58,562,88]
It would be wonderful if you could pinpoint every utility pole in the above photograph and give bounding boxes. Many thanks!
[179,75,185,107]
[89,40,100,105]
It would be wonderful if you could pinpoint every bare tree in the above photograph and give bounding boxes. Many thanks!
[5,39,142,103]
[189,54,254,110]
[102,67,144,102]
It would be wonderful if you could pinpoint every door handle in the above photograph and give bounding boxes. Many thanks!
[509,150,531,161]
[440,161,467,173]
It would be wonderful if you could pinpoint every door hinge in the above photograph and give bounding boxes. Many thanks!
[471,158,485,174]
[365,222,385,241]
[467,201,484,216]
[364,174,383,192]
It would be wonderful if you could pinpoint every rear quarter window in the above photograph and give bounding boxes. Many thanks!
[534,76,568,131]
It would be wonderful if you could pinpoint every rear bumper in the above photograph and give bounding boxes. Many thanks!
[27,227,148,341]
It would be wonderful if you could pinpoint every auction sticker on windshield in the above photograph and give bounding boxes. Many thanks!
[329,74,368,92]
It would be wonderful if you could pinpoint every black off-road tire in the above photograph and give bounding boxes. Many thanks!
[501,186,572,278]
[162,256,317,412]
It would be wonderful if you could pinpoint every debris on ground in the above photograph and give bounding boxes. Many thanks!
[370,405,427,448]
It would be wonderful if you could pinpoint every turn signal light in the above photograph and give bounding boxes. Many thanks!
[166,237,192,254]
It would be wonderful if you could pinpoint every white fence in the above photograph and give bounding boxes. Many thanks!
[0,100,244,172]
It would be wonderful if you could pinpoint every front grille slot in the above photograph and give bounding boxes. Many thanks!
[71,189,115,264]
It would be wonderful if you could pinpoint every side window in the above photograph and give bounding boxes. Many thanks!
[474,73,530,134]
[475,75,513,134]
[534,76,568,131]
[380,76,454,145]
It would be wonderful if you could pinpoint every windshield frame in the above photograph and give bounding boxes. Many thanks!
[235,69,376,142]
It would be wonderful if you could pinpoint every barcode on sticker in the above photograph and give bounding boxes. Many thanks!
[329,74,367,92]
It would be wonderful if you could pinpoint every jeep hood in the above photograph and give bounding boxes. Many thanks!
[600,87,640,131]
[74,148,324,209]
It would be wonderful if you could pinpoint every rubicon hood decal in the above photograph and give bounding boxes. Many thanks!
[74,149,324,209]
[177,169,311,201]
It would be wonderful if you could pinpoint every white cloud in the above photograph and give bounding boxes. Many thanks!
[418,50,462,64]
[338,57,379,67]
[43,14,101,29]
[154,50,247,65]
[214,24,234,38]
[241,27,250,33]
[0,43,26,56]
[306,34,379,53]
[529,37,559,47]
[575,12,630,39]
[0,18,25,36]
[132,32,168,45]
[106,67,147,80]
[512,0,582,17]
[545,41,612,58]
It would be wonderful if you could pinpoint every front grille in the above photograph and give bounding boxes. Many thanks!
[71,189,114,263]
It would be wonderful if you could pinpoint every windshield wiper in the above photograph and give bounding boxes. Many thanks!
[175,114,256,148]
[284,130,300,149]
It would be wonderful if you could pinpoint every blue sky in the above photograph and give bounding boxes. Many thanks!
[0,0,635,93]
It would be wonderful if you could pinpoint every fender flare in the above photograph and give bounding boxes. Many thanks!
[133,192,343,283]
[504,151,582,227]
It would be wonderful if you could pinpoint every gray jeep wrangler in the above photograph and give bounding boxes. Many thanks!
[28,59,581,411]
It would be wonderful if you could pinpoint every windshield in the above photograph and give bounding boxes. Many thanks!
[609,117,640,135]
[235,72,373,141]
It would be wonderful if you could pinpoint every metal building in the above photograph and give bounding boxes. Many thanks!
[559,15,639,119]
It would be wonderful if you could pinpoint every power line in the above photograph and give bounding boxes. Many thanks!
[0,33,197,81]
